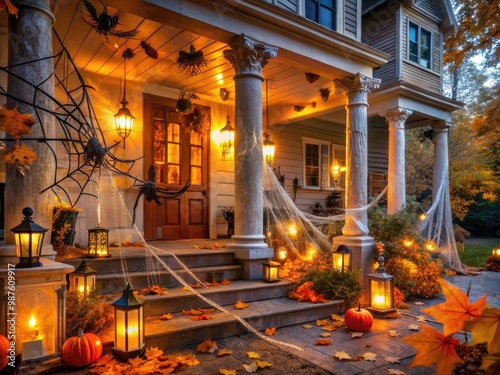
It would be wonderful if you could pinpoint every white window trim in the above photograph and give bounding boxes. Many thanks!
[407,20,433,71]
[302,137,330,189]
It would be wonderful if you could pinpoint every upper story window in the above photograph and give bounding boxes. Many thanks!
[408,22,431,69]
[305,0,336,30]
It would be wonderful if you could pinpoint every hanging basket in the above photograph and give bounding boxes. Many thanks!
[176,98,192,113]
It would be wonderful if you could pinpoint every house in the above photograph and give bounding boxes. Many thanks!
[0,0,461,278]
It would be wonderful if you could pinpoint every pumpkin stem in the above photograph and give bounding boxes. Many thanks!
[357,302,361,312]
[77,328,84,337]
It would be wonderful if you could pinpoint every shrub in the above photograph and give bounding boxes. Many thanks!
[300,269,361,308]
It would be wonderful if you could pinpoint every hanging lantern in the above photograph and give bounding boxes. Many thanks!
[219,115,235,160]
[367,247,395,314]
[262,261,280,282]
[262,133,276,166]
[112,284,145,361]
[332,245,351,272]
[69,258,96,298]
[115,52,135,148]
[10,207,48,268]
[492,246,500,262]
[87,227,110,258]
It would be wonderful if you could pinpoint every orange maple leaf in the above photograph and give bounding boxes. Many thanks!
[221,279,232,285]
[264,327,277,336]
[464,306,500,354]
[4,143,38,174]
[422,278,487,336]
[0,0,18,16]
[314,339,332,346]
[197,339,218,353]
[191,314,213,321]
[0,106,36,140]
[234,301,250,309]
[402,324,463,375]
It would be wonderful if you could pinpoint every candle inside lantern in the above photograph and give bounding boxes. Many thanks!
[23,314,44,360]
[28,315,39,339]
[277,247,287,261]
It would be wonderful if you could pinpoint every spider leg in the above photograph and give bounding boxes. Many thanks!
[132,189,145,225]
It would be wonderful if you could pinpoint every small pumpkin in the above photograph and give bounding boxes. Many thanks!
[61,329,102,368]
[0,334,9,370]
[344,303,374,332]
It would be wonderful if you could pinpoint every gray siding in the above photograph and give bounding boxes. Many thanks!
[345,0,359,38]
[417,0,440,18]
[272,0,299,13]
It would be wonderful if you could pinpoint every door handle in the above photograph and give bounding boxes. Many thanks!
[202,189,207,196]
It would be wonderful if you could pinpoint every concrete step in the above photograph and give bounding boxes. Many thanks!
[143,279,295,315]
[101,296,344,351]
[96,264,244,294]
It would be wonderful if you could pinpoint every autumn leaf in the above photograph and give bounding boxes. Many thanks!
[217,349,233,357]
[175,353,200,366]
[351,332,364,338]
[402,324,463,375]
[145,347,163,359]
[242,361,258,373]
[388,330,399,337]
[464,306,500,354]
[160,313,173,320]
[234,301,250,309]
[192,314,212,321]
[316,319,328,326]
[0,106,36,140]
[138,285,168,295]
[386,369,406,375]
[190,308,203,315]
[199,307,216,313]
[386,311,401,319]
[331,314,344,322]
[422,278,487,336]
[323,324,341,332]
[198,339,218,353]
[314,339,332,346]
[221,279,232,285]
[219,369,238,375]
[362,352,377,361]
[265,327,277,336]
[256,360,273,369]
[415,301,425,306]
[0,0,19,16]
[334,351,352,361]
[190,283,202,288]
[320,333,331,338]
[4,143,38,170]
[385,356,401,364]
[417,315,426,322]
[303,324,314,329]
[480,353,500,373]
[246,351,260,359]
[128,356,144,367]
[407,324,420,331]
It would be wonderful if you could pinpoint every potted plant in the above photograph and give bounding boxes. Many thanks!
[176,87,199,113]
[51,202,81,247]
[180,105,210,134]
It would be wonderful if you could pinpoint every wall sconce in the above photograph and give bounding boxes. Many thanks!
[332,245,351,272]
[220,115,235,160]
[492,246,500,262]
[87,226,110,258]
[417,207,427,221]
[331,159,345,189]
[69,257,96,298]
[263,132,276,166]
[367,247,395,314]
[219,88,230,101]
[305,72,320,83]
[262,261,281,282]
[112,284,145,361]
[115,52,134,148]
[319,88,331,102]
[10,207,48,268]
[294,105,305,112]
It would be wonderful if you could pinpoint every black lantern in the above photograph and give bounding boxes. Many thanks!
[10,207,48,268]
[69,258,96,298]
[332,245,351,272]
[112,284,145,361]
[262,261,280,282]
[87,226,110,258]
[367,247,395,314]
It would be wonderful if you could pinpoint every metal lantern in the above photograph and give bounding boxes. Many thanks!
[219,115,235,160]
[262,132,276,166]
[333,245,351,272]
[367,247,395,314]
[492,246,500,262]
[87,226,110,258]
[69,258,96,298]
[112,284,145,361]
[10,207,48,268]
[262,261,280,282]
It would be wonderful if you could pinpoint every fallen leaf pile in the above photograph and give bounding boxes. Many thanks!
[138,285,168,295]
[288,281,329,303]
[193,242,224,250]
[181,307,216,321]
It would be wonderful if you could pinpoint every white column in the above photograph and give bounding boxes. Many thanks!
[380,108,412,214]
[334,73,380,236]
[431,121,450,200]
[223,35,277,279]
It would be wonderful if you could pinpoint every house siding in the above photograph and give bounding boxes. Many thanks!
[345,0,359,38]
[272,0,299,13]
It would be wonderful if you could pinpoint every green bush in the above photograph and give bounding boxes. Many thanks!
[300,269,361,308]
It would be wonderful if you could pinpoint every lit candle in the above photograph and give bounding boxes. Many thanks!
[373,294,386,309]
[28,315,39,340]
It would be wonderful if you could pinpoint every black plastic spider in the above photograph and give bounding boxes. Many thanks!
[82,0,137,38]
[132,165,191,224]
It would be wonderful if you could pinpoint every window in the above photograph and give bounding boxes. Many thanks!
[303,138,344,189]
[305,0,336,30]
[408,22,431,69]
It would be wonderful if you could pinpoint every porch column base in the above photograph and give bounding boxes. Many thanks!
[229,245,274,280]
[0,244,56,265]
[333,235,374,306]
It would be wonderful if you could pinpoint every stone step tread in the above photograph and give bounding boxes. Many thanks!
[96,264,244,279]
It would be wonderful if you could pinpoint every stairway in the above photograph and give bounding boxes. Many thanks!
[62,240,344,350]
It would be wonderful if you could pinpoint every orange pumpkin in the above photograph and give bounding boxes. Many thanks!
[61,329,102,368]
[344,303,374,332]
[0,334,9,370]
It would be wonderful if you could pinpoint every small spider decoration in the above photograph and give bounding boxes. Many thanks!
[177,44,209,77]
[82,0,137,38]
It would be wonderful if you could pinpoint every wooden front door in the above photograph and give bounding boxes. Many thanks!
[144,94,209,240]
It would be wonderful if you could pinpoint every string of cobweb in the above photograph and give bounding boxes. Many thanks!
[421,169,464,273]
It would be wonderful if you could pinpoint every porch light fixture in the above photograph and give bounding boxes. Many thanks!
[219,88,230,101]
[112,283,145,361]
[115,51,135,148]
[319,88,331,102]
[492,246,500,262]
[305,72,320,83]
[87,226,110,258]
[69,257,96,298]
[263,133,275,166]
[219,115,235,160]
[367,247,395,315]
[10,207,48,268]
[332,245,351,272]
[262,261,281,282]
[331,159,345,189]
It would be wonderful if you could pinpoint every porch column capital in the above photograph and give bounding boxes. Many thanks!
[334,73,380,104]
[223,34,278,78]
[380,107,413,129]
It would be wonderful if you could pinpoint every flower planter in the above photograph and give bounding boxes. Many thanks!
[51,207,79,246]
[176,98,192,113]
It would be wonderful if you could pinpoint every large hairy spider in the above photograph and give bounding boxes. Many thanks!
[82,0,137,38]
